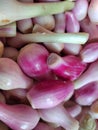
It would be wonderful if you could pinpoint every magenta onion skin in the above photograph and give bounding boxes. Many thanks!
[27,79,74,109]
[39,104,79,130]
[54,13,66,33]
[75,82,98,106]
[0,103,40,130]
[80,42,98,63]
[88,0,98,24]
[72,0,88,21]
[0,58,33,90]
[65,11,80,33]
[47,53,86,81]
[74,61,98,89]
[17,43,52,80]
[80,17,98,41]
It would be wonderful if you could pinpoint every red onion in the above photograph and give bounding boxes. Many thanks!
[39,104,79,130]
[88,0,98,24]
[75,82,98,106]
[54,13,66,33]
[72,0,88,21]
[0,58,33,90]
[80,42,98,63]
[80,17,98,41]
[0,103,40,130]
[65,11,80,33]
[47,53,86,81]
[27,79,74,109]
[17,43,53,80]
[74,61,98,89]
[33,15,55,30]
[64,100,82,118]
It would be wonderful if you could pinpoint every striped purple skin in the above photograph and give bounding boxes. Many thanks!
[0,103,40,130]
[47,53,86,81]
[75,82,98,106]
[27,80,74,109]
[80,42,98,63]
[65,11,80,33]
[17,43,53,80]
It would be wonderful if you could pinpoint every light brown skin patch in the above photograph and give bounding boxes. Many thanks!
[1,19,10,23]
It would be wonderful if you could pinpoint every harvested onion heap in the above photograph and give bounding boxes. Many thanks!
[0,0,98,130]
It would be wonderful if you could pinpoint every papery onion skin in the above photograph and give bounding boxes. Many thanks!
[27,79,74,109]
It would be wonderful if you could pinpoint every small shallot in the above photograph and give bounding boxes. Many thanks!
[27,79,74,109]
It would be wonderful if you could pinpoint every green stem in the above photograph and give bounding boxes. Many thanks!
[0,0,75,26]
[24,32,89,44]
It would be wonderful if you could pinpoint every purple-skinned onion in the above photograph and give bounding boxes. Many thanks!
[27,79,74,109]
[80,17,98,41]
[75,82,98,106]
[54,13,66,33]
[74,61,98,89]
[64,100,82,118]
[47,53,86,81]
[80,42,98,63]
[17,43,53,80]
[65,11,80,33]
[0,58,33,90]
[38,104,79,130]
[0,103,40,130]
[88,0,98,24]
[72,0,88,21]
